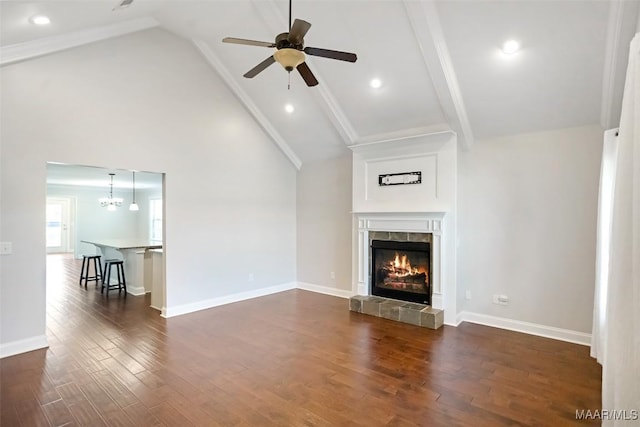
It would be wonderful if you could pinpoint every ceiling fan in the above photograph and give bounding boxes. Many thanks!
[222,0,357,87]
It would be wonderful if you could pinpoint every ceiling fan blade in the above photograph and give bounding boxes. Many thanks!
[222,37,276,48]
[288,19,311,45]
[297,62,319,87]
[243,56,276,78]
[304,47,357,63]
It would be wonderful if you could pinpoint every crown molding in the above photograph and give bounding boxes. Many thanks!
[193,39,302,170]
[349,129,454,154]
[354,124,452,146]
[250,0,358,145]
[314,77,359,144]
[0,17,160,66]
[402,0,474,151]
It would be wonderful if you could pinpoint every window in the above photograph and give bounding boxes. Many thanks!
[150,199,163,242]
[46,203,63,248]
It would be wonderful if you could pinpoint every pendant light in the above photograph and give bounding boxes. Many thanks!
[129,171,139,211]
[99,173,123,211]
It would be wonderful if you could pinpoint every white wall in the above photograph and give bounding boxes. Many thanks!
[457,125,603,333]
[296,154,352,294]
[0,28,296,355]
[47,184,146,257]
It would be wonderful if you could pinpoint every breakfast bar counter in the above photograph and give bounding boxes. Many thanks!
[81,239,162,296]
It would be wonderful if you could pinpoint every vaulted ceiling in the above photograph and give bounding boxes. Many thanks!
[2,1,639,168]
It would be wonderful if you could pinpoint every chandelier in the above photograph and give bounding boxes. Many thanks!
[99,173,123,211]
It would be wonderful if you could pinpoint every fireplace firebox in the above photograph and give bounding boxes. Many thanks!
[371,240,431,305]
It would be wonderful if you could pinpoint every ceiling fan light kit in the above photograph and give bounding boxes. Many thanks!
[222,0,357,88]
[273,48,305,71]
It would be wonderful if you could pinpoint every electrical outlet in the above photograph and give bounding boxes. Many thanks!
[330,271,335,280]
[492,294,509,305]
[465,290,472,300]
[0,242,12,255]
[248,273,254,282]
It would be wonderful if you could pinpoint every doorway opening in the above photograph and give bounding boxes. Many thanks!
[45,163,166,315]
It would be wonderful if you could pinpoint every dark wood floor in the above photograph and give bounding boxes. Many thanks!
[1,254,601,426]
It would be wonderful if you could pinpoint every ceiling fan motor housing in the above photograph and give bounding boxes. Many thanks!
[274,32,305,71]
[276,32,303,50]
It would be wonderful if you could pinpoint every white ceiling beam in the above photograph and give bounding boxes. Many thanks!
[193,39,302,170]
[250,0,358,145]
[402,1,474,150]
[0,17,159,66]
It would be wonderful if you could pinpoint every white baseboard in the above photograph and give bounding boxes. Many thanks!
[454,311,465,326]
[297,282,353,299]
[162,282,297,318]
[162,282,353,319]
[0,335,49,359]
[458,311,591,346]
[126,285,146,296]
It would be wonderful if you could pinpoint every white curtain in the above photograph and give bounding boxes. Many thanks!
[591,129,618,363]
[592,33,640,425]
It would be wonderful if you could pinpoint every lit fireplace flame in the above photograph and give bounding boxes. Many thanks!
[388,253,421,277]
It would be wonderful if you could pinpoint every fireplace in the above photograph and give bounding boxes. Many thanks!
[371,239,431,305]
[355,214,444,313]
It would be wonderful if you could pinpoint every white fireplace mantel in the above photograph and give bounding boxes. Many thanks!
[353,211,446,310]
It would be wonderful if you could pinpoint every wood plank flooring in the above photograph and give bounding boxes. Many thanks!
[1,254,601,426]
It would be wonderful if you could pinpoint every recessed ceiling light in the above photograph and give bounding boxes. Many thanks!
[284,104,295,114]
[30,15,51,25]
[370,78,382,89]
[501,40,520,55]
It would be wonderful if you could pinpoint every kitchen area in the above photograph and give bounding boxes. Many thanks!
[46,163,165,312]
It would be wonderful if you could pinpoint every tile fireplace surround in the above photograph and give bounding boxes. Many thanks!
[351,212,446,328]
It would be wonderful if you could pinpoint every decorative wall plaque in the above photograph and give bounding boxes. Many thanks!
[378,171,422,186]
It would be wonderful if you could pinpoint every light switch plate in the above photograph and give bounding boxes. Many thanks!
[0,242,12,255]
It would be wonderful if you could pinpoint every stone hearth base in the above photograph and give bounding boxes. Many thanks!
[349,295,444,329]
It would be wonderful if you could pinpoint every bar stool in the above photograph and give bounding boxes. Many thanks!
[79,255,102,288]
[102,259,127,297]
